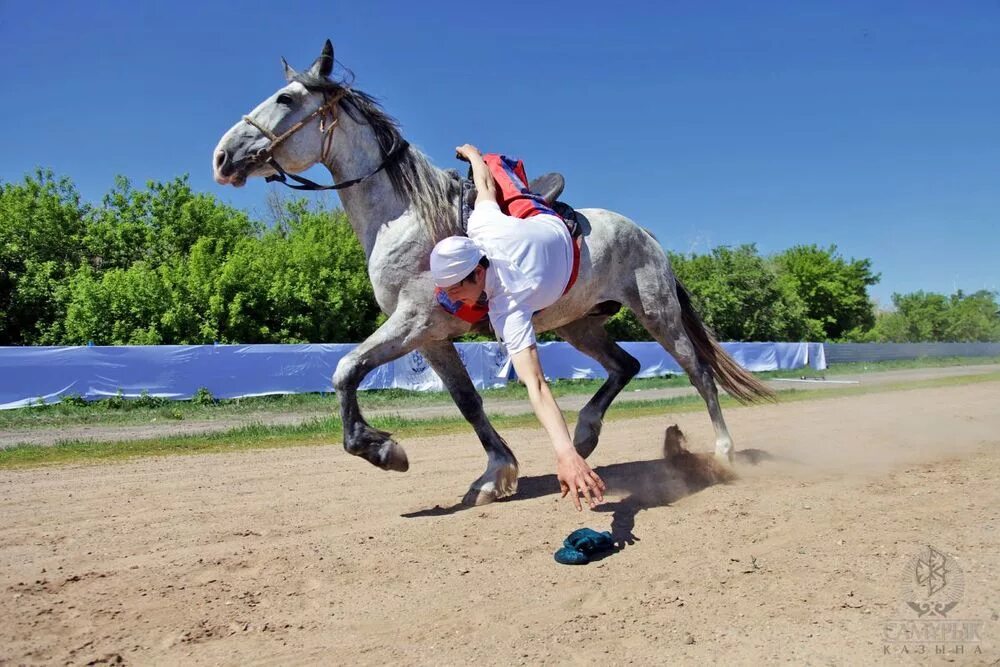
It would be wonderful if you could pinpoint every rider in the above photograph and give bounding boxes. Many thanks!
[430,144,606,511]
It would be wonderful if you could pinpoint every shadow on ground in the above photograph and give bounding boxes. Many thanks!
[403,426,771,550]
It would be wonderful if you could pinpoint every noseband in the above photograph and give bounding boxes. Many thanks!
[242,88,409,192]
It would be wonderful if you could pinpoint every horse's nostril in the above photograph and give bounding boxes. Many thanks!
[214,149,229,171]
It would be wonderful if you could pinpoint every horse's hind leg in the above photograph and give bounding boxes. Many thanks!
[631,295,736,463]
[554,316,641,459]
[420,340,519,505]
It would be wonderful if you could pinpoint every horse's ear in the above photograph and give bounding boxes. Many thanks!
[307,39,334,79]
[282,57,298,83]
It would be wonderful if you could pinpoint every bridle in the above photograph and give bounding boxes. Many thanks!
[241,88,409,191]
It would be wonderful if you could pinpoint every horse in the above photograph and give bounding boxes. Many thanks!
[212,40,773,506]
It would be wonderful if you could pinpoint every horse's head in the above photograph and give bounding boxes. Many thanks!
[213,40,345,187]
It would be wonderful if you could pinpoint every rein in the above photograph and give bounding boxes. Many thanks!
[242,89,410,192]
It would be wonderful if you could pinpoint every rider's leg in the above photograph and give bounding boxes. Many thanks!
[482,153,557,220]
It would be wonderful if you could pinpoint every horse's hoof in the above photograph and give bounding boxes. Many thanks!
[573,414,602,459]
[348,436,409,472]
[574,436,599,460]
[714,450,735,468]
[378,440,409,472]
[462,485,500,506]
[461,463,518,506]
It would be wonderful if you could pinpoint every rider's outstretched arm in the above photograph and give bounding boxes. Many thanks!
[455,144,497,207]
[509,345,606,511]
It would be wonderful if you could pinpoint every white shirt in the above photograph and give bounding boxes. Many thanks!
[466,201,574,354]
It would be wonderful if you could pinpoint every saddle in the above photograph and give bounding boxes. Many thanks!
[459,172,581,239]
[465,172,564,209]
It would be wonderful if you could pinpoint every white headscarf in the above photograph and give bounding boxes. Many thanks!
[430,236,539,296]
[430,236,483,287]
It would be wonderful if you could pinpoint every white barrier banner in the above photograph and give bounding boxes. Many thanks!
[0,341,821,409]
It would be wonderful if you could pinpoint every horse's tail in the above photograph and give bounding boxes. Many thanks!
[675,281,777,404]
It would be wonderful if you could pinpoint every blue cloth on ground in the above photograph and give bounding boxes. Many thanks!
[565,528,615,555]
[553,547,590,565]
[553,528,616,565]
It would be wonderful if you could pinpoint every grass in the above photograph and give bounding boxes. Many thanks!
[2,355,998,433]
[1,369,998,470]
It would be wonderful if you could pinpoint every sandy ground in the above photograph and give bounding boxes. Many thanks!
[1,381,998,666]
[3,363,999,448]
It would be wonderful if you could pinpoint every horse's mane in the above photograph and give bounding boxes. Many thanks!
[292,71,461,242]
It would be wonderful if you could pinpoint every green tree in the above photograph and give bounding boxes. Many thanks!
[604,307,650,342]
[158,238,230,343]
[11,168,918,348]
[944,290,1000,342]
[0,170,88,344]
[667,245,816,341]
[772,244,879,340]
[878,291,950,342]
[869,290,1000,342]
[82,175,257,271]
[215,200,378,343]
[63,263,171,344]
[59,176,272,345]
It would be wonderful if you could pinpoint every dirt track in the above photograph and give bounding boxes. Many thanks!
[1,381,998,665]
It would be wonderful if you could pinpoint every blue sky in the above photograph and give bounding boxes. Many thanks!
[2,1,998,305]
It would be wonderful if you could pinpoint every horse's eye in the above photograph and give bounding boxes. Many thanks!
[276,93,294,106]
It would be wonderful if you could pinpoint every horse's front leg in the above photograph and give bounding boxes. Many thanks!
[333,307,431,472]
[420,340,519,505]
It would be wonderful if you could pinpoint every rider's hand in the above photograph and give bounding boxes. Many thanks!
[556,452,606,511]
[455,144,481,161]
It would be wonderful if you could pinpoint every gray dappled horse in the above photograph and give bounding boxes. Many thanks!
[213,40,773,506]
